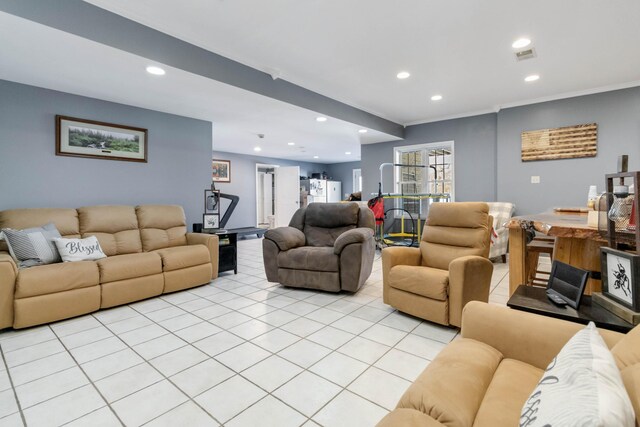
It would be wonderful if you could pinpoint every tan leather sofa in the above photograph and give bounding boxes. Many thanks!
[0,205,218,329]
[383,202,493,327]
[263,202,375,292]
[377,302,640,427]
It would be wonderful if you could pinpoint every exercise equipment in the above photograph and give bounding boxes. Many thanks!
[369,163,451,248]
[206,183,266,238]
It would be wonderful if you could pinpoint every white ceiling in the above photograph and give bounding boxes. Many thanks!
[3,2,640,164]
[0,12,396,163]
[85,0,640,124]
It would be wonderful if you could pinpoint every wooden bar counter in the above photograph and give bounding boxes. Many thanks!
[508,211,606,296]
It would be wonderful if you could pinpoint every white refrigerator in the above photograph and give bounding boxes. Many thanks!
[308,179,327,203]
[327,181,342,203]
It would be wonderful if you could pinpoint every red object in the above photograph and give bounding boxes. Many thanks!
[368,197,385,225]
[629,201,636,231]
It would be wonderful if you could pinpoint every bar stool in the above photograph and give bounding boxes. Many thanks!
[526,236,555,287]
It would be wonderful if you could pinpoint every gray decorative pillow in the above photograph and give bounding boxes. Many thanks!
[0,223,62,268]
[520,322,635,427]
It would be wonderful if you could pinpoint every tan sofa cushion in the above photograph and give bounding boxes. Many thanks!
[420,202,491,271]
[277,246,339,272]
[612,325,640,419]
[97,252,162,283]
[153,245,210,272]
[14,286,100,329]
[137,205,188,251]
[15,261,99,298]
[79,205,142,256]
[378,408,445,427]
[396,337,502,427]
[389,265,449,301]
[472,359,542,427]
[0,208,80,251]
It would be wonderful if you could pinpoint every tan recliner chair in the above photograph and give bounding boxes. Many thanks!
[382,202,493,327]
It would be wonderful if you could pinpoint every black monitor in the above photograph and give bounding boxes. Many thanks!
[546,261,590,309]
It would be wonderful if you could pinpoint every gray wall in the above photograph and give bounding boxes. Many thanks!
[361,113,498,202]
[0,80,212,226]
[497,87,640,214]
[210,151,327,229]
[325,161,361,199]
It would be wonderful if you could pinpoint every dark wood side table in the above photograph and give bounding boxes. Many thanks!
[215,231,237,274]
[507,285,633,333]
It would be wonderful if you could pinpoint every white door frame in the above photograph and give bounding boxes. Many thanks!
[255,163,279,227]
[274,166,301,227]
[352,168,362,193]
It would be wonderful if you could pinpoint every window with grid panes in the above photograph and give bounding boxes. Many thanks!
[393,142,454,218]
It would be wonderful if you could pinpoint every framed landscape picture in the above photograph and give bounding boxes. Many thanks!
[601,247,640,311]
[212,159,231,183]
[56,115,147,163]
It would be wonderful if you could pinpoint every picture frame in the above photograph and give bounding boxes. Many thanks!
[203,213,220,231]
[56,115,147,162]
[601,247,640,311]
[212,159,231,183]
[204,190,220,214]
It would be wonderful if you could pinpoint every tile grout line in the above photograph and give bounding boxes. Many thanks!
[92,308,224,427]
[0,337,28,427]
[48,325,126,427]
[0,241,461,426]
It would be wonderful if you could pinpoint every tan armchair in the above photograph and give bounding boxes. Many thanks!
[382,202,493,327]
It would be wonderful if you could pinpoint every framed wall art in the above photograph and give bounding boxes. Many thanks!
[212,159,231,183]
[56,115,147,162]
[203,213,220,231]
[601,247,640,311]
[521,123,597,162]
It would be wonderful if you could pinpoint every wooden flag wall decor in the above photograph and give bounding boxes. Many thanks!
[521,123,597,162]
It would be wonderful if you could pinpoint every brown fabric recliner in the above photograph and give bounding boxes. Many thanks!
[383,202,493,327]
[263,202,375,292]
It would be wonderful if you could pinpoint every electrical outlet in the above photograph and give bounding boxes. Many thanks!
[531,176,541,184]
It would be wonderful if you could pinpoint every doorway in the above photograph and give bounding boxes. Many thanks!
[256,164,278,228]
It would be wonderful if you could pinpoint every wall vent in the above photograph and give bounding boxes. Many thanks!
[515,48,537,61]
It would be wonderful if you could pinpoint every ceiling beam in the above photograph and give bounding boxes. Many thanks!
[0,0,404,138]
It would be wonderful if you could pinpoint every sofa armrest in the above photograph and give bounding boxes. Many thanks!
[376,408,446,427]
[448,255,493,327]
[0,252,17,329]
[186,233,219,279]
[461,301,625,370]
[334,228,374,254]
[264,227,306,251]
[382,246,422,286]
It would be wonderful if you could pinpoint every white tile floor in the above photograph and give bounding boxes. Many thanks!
[0,238,511,427]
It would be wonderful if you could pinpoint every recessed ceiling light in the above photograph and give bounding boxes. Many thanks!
[512,38,531,49]
[146,66,165,75]
[254,147,262,152]
[316,117,327,122]
[358,129,368,134]
[287,142,295,146]
[313,155,319,159]
[345,152,352,155]
[430,94,443,101]
[524,74,540,82]
[396,71,411,79]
